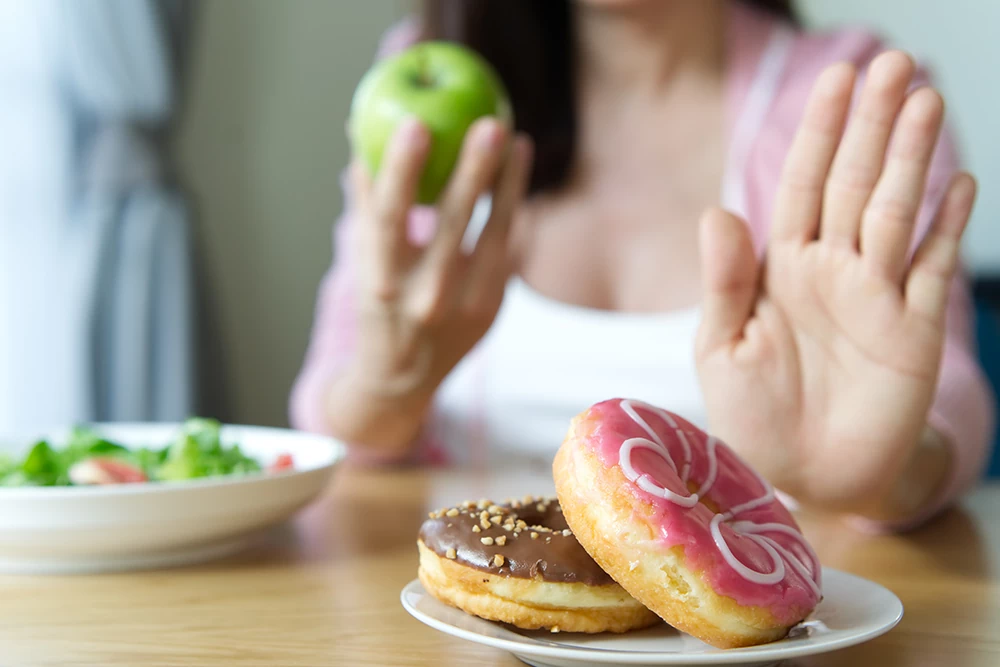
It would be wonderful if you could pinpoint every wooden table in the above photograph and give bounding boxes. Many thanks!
[1,465,999,666]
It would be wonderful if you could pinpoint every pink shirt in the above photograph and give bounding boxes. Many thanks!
[290,3,995,526]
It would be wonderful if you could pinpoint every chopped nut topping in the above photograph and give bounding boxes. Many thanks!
[530,532,539,540]
[515,520,527,529]
[461,500,474,509]
[446,508,459,517]
[490,515,502,525]
[495,535,507,546]
[480,519,491,530]
[446,548,457,560]
[487,505,501,514]
[536,504,545,512]
[494,554,505,567]
[562,529,572,537]
[512,501,522,509]
[522,494,534,504]
[479,510,490,522]
[550,626,560,633]
[481,537,494,546]
[472,525,481,533]
[447,523,452,528]
[546,537,552,543]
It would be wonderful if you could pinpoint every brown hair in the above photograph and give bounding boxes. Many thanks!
[422,0,798,193]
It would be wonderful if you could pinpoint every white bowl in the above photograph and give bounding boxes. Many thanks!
[0,423,344,574]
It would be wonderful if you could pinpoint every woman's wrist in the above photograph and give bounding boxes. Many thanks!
[847,425,952,524]
[322,360,437,458]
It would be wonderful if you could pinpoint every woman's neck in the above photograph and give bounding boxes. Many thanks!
[569,0,728,193]
[574,0,727,98]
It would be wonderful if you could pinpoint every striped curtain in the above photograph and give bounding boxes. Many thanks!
[0,0,197,429]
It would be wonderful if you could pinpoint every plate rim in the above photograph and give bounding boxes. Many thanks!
[0,422,345,499]
[400,567,904,665]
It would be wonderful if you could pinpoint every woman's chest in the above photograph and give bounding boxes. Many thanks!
[513,143,724,314]
[434,280,707,465]
[514,194,707,313]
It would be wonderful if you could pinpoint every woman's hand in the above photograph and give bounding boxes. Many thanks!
[326,117,533,456]
[695,51,976,517]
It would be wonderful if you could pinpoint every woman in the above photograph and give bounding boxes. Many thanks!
[291,0,994,527]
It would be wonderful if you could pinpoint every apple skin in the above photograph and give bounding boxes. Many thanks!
[349,41,512,205]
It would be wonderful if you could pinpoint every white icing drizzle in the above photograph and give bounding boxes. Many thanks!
[616,399,822,591]
[730,521,823,596]
[621,400,693,483]
[694,437,719,498]
[620,438,696,506]
[710,514,786,585]
[675,429,693,483]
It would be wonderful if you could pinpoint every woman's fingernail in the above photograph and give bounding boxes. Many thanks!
[395,117,428,151]
[474,119,505,151]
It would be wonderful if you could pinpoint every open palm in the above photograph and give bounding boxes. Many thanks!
[695,52,977,512]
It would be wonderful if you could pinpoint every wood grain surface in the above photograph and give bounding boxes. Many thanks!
[0,465,997,666]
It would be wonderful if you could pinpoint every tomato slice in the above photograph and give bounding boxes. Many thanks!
[69,458,148,485]
[269,453,294,472]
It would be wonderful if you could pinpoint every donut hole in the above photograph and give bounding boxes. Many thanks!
[687,480,722,515]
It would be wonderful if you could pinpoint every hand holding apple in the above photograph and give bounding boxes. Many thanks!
[322,43,532,457]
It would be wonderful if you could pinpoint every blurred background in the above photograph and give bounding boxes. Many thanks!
[1,1,997,459]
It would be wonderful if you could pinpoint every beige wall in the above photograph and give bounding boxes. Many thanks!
[175,1,410,426]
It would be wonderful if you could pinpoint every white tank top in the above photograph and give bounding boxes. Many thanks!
[433,27,794,467]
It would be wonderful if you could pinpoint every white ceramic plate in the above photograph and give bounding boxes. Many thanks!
[401,567,903,667]
[0,423,344,574]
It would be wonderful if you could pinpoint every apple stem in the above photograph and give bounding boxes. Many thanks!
[415,51,434,88]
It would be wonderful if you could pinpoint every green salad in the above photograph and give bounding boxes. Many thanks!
[0,418,281,487]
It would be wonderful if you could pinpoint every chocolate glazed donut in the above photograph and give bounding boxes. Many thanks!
[417,496,659,633]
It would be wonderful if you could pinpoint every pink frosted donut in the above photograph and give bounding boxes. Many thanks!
[553,398,822,648]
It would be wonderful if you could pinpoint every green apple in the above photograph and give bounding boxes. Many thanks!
[349,41,512,205]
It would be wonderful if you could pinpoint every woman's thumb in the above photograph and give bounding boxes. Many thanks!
[696,207,760,357]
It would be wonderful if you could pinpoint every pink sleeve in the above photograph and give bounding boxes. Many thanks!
[288,187,359,435]
[747,29,996,526]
